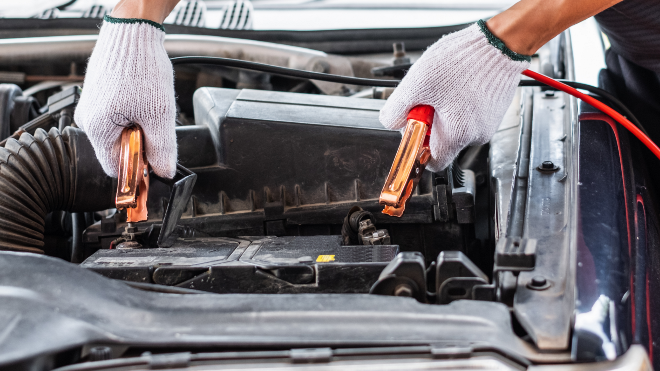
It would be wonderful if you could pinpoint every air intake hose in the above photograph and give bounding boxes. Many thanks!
[0,127,114,253]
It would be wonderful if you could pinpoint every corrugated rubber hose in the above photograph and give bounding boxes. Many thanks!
[0,127,114,253]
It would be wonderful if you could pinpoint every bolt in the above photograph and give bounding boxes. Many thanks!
[526,276,551,291]
[531,276,546,287]
[541,161,555,169]
[394,284,413,297]
[143,168,148,178]
[393,42,406,58]
[310,60,330,73]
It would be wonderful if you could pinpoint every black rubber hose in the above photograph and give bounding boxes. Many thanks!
[171,56,646,136]
[0,127,114,253]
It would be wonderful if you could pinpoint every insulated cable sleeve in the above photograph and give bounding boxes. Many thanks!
[522,69,660,161]
[170,56,400,87]
[518,79,649,137]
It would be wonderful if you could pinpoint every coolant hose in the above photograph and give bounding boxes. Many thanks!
[0,127,114,253]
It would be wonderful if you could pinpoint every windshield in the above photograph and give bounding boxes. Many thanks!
[0,0,516,30]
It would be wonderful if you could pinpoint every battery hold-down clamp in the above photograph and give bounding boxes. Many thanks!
[379,105,434,217]
[113,126,197,249]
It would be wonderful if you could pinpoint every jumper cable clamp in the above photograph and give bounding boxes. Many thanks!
[112,125,198,249]
[379,105,434,217]
[114,126,149,248]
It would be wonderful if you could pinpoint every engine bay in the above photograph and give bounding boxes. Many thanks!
[80,86,491,300]
[0,20,569,343]
[0,68,494,302]
[3,6,660,367]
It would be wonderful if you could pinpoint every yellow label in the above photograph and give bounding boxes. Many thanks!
[316,255,336,263]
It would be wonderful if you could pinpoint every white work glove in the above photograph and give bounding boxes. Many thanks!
[380,21,531,172]
[75,16,177,179]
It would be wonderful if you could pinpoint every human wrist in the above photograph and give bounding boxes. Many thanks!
[485,16,540,56]
[485,0,624,56]
[110,0,179,24]
[477,20,532,62]
[103,15,165,32]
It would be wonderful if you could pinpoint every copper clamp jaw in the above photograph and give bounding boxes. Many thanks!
[112,125,198,249]
[379,105,435,217]
[115,126,149,223]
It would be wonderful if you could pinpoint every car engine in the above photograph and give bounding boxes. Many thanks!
[0,64,492,301]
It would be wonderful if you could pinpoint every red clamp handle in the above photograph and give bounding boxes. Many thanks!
[407,105,435,124]
[407,105,435,147]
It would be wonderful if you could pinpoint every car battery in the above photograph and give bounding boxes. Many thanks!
[82,235,399,294]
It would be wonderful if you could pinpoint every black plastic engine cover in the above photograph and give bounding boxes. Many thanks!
[82,236,399,294]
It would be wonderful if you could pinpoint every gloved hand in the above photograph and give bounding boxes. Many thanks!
[379,20,531,172]
[75,15,177,179]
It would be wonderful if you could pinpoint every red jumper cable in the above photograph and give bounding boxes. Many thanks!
[522,69,660,160]
[380,70,660,217]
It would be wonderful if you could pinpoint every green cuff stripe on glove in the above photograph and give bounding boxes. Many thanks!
[103,15,165,32]
[477,20,532,62]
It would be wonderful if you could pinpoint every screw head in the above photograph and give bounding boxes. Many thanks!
[531,276,546,287]
[537,161,559,172]
[527,276,551,290]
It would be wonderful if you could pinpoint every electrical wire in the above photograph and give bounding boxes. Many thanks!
[522,69,660,160]
[171,56,660,160]
[518,78,649,137]
[171,56,645,134]
[171,56,400,87]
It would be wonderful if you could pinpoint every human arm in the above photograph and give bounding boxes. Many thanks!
[487,0,621,55]
[74,0,181,178]
[380,0,622,171]
[111,0,181,23]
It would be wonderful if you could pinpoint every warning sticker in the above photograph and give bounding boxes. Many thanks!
[316,255,336,263]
